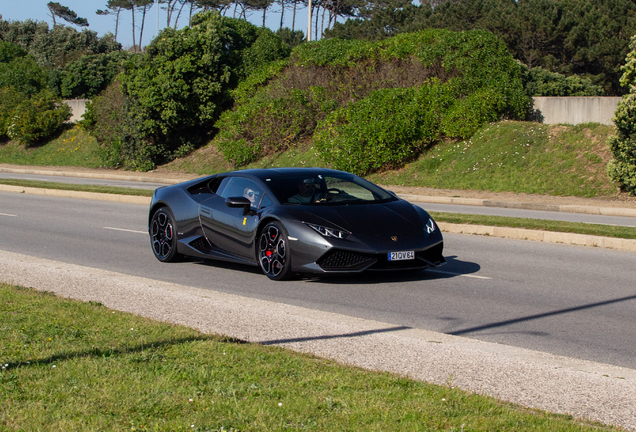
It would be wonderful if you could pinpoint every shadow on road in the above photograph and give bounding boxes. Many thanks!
[449,294,636,336]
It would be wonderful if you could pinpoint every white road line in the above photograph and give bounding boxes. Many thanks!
[0,212,17,217]
[427,269,492,280]
[103,227,147,234]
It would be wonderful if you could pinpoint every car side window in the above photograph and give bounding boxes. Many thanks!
[259,194,272,209]
[219,177,264,210]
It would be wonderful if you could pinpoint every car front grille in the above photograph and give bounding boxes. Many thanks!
[317,242,445,272]
[316,250,377,271]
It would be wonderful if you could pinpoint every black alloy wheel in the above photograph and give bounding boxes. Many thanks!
[150,207,180,262]
[258,222,293,280]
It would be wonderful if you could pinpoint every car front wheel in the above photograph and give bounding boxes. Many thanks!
[258,222,293,281]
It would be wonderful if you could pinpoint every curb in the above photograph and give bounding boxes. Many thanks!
[0,166,184,184]
[437,222,636,252]
[2,184,635,252]
[399,194,636,218]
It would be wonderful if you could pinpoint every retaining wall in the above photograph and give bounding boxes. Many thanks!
[532,96,622,125]
[62,99,89,123]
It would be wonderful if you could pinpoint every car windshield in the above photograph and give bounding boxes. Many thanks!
[265,174,396,205]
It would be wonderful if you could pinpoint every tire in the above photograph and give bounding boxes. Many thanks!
[150,207,181,262]
[258,222,293,281]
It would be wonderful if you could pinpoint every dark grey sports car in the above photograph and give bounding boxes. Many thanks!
[149,168,445,280]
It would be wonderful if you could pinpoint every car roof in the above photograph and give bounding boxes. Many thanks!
[227,167,349,180]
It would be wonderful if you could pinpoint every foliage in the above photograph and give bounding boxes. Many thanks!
[120,11,289,169]
[81,80,149,170]
[0,41,48,139]
[6,90,71,146]
[326,0,636,96]
[47,2,89,27]
[0,87,25,138]
[276,27,305,50]
[0,41,47,98]
[59,50,130,98]
[0,19,121,70]
[520,64,604,96]
[0,18,121,96]
[607,36,636,195]
[218,29,529,175]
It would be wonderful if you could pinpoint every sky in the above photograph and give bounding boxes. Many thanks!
[1,0,317,49]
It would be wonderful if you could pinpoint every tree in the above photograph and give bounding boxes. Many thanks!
[119,11,290,169]
[97,0,125,41]
[47,2,89,28]
[607,34,636,195]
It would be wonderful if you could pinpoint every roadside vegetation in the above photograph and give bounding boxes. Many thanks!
[0,283,619,431]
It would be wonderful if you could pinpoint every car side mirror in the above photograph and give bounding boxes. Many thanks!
[225,197,252,215]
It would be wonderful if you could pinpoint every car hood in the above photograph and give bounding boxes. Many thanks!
[294,200,422,236]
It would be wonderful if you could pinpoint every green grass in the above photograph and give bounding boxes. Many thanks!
[0,125,102,168]
[0,179,154,197]
[431,212,636,239]
[368,121,617,198]
[0,284,616,431]
[1,121,620,199]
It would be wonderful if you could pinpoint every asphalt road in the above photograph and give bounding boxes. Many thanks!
[2,191,635,370]
[3,171,636,226]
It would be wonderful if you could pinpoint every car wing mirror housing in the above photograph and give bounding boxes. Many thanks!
[225,197,252,215]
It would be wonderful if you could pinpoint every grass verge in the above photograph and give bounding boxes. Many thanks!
[0,125,102,168]
[368,121,617,198]
[0,179,154,197]
[430,212,636,240]
[0,283,616,431]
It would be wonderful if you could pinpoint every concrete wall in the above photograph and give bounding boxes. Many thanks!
[61,97,621,126]
[532,96,622,125]
[62,99,88,123]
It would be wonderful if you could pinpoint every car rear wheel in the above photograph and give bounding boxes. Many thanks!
[258,222,293,281]
[150,207,180,262]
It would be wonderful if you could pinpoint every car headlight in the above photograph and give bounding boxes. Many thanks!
[425,218,436,234]
[305,223,349,239]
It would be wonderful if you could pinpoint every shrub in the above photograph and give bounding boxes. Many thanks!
[0,87,25,138]
[218,29,529,174]
[520,64,605,96]
[6,90,71,145]
[607,36,636,195]
[80,80,149,170]
[0,41,47,98]
[121,11,290,169]
[59,50,130,99]
[314,82,453,174]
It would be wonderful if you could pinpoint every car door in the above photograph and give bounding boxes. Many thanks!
[198,176,264,261]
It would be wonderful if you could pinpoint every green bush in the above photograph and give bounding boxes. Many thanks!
[314,85,445,174]
[120,11,289,169]
[520,64,605,96]
[218,29,529,174]
[607,35,636,194]
[217,85,337,166]
[0,87,25,138]
[0,41,47,98]
[6,90,71,145]
[59,50,130,99]
[80,80,151,170]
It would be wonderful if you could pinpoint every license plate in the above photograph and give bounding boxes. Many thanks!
[388,251,414,261]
